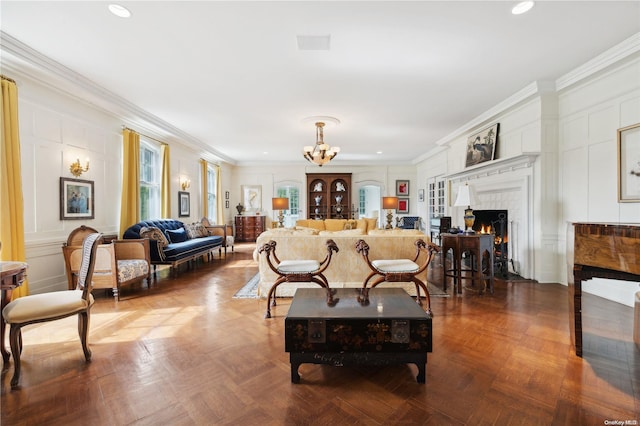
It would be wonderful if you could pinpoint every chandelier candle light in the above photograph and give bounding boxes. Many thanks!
[382,196,399,230]
[454,183,477,234]
[303,121,340,166]
[272,197,289,228]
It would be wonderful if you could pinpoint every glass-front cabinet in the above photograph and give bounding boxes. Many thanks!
[306,173,352,219]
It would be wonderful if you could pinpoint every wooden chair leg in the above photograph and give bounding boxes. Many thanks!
[78,311,92,361]
[9,324,22,388]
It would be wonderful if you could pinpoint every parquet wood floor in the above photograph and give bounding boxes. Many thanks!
[2,243,638,425]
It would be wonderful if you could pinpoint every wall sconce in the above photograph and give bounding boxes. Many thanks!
[69,158,89,177]
[181,177,191,191]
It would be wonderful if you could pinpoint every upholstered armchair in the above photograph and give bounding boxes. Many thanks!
[201,217,234,254]
[62,226,151,300]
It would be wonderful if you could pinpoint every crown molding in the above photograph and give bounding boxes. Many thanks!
[429,32,640,153]
[0,31,236,165]
[556,32,640,91]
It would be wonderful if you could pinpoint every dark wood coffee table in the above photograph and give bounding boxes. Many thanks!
[284,288,432,383]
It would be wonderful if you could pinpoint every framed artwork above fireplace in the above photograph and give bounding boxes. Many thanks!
[465,123,499,167]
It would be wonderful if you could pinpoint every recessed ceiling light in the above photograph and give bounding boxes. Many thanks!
[512,1,534,15]
[376,151,383,155]
[108,4,131,18]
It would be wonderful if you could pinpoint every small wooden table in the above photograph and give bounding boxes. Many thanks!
[1,261,28,363]
[441,233,494,294]
[285,288,432,383]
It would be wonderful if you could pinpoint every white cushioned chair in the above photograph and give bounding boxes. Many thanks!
[3,232,102,389]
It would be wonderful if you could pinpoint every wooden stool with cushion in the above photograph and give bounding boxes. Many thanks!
[355,238,439,315]
[258,239,339,318]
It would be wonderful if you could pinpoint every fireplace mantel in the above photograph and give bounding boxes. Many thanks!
[445,154,539,184]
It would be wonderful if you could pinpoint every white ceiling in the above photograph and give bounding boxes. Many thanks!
[2,1,639,166]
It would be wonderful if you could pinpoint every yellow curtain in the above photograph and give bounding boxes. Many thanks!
[119,129,140,237]
[215,165,223,225]
[0,76,29,298]
[160,144,170,218]
[200,159,208,219]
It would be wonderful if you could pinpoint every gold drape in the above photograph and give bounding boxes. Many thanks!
[0,76,29,298]
[119,129,140,237]
[161,144,170,218]
[200,159,208,219]
[215,165,223,225]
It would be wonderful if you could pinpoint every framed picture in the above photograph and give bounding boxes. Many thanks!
[397,197,410,214]
[225,200,229,209]
[465,123,499,167]
[225,191,229,200]
[179,191,190,217]
[396,180,409,196]
[418,189,425,202]
[618,122,640,202]
[242,185,262,213]
[60,177,94,220]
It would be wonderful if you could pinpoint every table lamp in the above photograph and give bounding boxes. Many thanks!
[272,197,289,228]
[382,196,398,229]
[454,183,476,234]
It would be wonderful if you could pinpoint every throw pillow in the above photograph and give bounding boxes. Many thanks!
[186,223,206,239]
[139,226,169,249]
[324,219,347,231]
[165,227,188,243]
[343,220,357,230]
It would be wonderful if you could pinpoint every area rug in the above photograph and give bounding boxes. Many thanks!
[233,274,449,299]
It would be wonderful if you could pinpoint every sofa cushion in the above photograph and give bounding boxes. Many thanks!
[165,228,188,243]
[306,220,326,231]
[319,229,364,236]
[324,219,347,231]
[163,236,223,261]
[343,219,357,230]
[117,259,149,283]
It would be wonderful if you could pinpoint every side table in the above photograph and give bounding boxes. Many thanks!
[1,261,28,363]
[441,233,494,295]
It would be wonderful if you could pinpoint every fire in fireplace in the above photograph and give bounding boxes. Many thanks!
[472,210,508,277]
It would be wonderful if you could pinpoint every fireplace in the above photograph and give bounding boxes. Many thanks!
[472,209,508,277]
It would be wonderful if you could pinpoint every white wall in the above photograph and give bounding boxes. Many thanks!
[14,74,218,294]
[557,57,640,306]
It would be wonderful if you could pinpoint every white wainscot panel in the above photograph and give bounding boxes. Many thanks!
[587,141,618,222]
[561,148,589,221]
[620,96,640,128]
[588,106,616,144]
[560,116,588,151]
[35,145,65,232]
[25,240,69,294]
[62,119,88,149]
[33,107,63,144]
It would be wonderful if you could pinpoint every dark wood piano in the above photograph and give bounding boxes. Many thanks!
[568,222,640,357]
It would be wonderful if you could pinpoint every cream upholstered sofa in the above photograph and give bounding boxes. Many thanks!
[254,219,430,298]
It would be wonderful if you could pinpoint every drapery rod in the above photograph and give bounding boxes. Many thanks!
[1,75,16,84]
[122,126,167,146]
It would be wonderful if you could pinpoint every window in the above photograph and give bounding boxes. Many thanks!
[207,165,217,223]
[140,140,160,220]
[276,185,299,228]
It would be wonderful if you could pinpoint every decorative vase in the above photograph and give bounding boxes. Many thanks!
[314,195,322,205]
[236,203,245,215]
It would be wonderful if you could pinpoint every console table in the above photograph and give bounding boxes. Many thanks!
[441,233,494,294]
[568,222,640,357]
[1,261,27,363]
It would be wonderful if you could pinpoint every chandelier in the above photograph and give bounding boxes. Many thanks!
[303,121,340,166]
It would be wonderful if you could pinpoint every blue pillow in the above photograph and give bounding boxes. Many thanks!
[165,227,188,243]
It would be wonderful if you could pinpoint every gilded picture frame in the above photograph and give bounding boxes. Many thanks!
[618,122,640,202]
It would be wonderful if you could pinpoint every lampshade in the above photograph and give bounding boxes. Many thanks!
[382,196,399,210]
[454,183,476,207]
[272,197,289,210]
